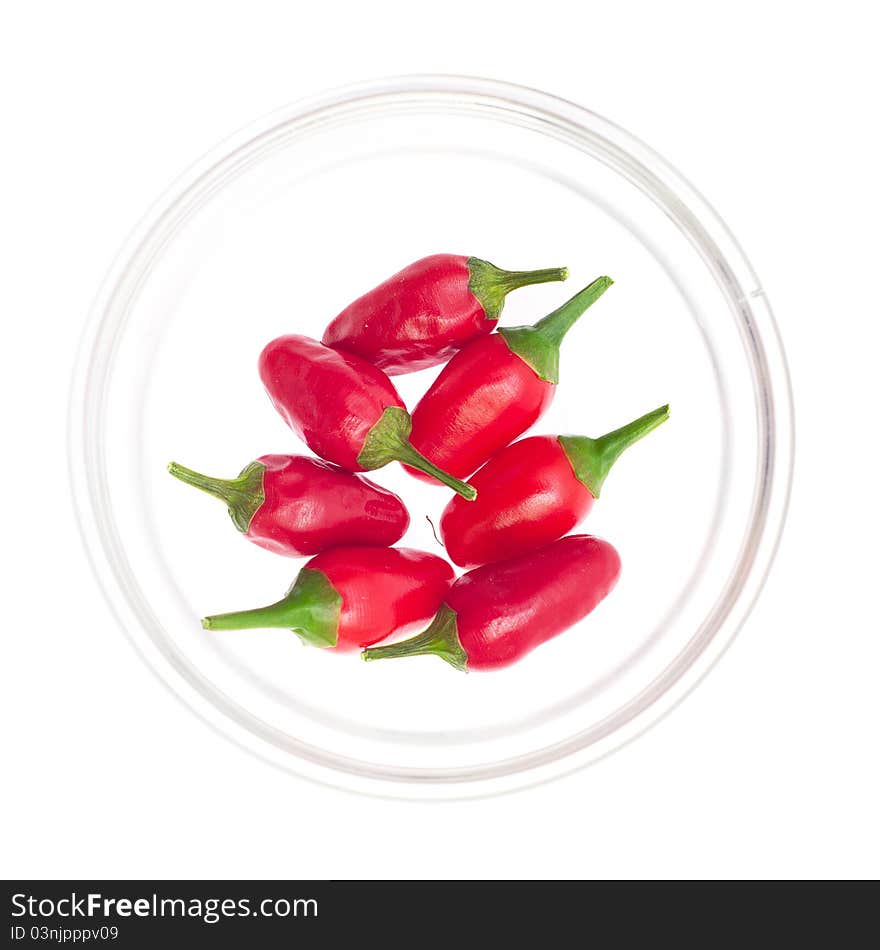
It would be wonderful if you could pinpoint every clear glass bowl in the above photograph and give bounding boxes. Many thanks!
[69,76,793,797]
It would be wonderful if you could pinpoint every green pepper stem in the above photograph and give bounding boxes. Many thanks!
[530,275,613,346]
[468,258,569,321]
[201,568,342,648]
[202,598,295,631]
[362,605,467,671]
[391,439,477,500]
[558,404,670,498]
[167,460,265,533]
[357,406,477,501]
[167,462,238,502]
[498,276,613,383]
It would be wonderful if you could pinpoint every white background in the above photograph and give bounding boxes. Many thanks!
[2,1,877,879]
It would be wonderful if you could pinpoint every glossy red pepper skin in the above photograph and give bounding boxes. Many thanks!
[167,454,409,557]
[439,406,669,567]
[363,536,621,671]
[260,334,401,471]
[249,456,407,555]
[408,334,552,482]
[258,334,476,499]
[440,437,590,567]
[203,547,455,652]
[406,277,613,484]
[322,254,568,375]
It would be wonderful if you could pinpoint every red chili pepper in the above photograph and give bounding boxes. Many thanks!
[362,535,621,671]
[440,405,669,567]
[405,276,613,484]
[321,254,569,375]
[202,547,455,651]
[167,454,410,557]
[258,334,477,500]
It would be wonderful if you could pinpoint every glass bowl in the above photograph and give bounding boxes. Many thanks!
[69,76,793,797]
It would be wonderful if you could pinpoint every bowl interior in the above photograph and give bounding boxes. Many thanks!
[74,80,789,794]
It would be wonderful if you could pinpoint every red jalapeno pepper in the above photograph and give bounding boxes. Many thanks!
[440,405,669,567]
[202,547,455,651]
[167,454,410,557]
[258,334,477,500]
[362,535,621,671]
[405,276,613,484]
[321,254,568,375]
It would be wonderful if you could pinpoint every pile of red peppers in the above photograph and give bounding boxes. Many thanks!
[170,254,668,672]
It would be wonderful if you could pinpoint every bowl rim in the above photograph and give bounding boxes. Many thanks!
[68,74,795,799]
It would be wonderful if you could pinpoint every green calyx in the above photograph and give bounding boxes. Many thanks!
[358,406,477,501]
[167,459,265,533]
[201,568,342,648]
[361,604,468,671]
[558,404,670,498]
[498,275,613,383]
[467,257,569,321]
